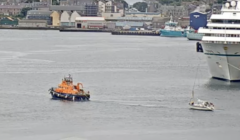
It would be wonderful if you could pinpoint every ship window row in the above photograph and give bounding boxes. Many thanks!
[203,41,240,44]
[211,20,240,24]
[212,27,240,30]
[205,34,240,37]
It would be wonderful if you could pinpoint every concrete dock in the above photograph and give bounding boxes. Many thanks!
[0,26,59,30]
[59,28,111,32]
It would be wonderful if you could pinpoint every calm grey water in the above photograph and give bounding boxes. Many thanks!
[0,30,240,140]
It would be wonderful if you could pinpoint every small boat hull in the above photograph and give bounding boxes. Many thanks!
[189,105,214,111]
[186,32,204,41]
[50,91,90,101]
[160,30,186,37]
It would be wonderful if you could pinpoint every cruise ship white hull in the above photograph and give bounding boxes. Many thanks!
[201,42,240,81]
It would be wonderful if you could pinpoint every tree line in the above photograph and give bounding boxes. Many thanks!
[133,0,225,12]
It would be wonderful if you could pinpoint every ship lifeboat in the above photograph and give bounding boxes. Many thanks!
[49,74,90,101]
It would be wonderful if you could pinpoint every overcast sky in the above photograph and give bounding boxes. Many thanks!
[125,0,143,5]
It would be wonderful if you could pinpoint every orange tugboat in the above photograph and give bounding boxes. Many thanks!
[49,74,90,101]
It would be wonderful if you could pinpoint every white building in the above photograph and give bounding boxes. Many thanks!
[98,1,106,14]
[101,12,122,20]
[105,0,115,13]
[75,17,106,29]
[70,11,81,26]
[98,0,123,16]
[60,11,71,26]
[18,20,48,27]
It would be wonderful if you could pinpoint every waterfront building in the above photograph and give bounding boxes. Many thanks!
[0,5,24,16]
[31,2,49,10]
[105,0,115,13]
[26,10,53,25]
[106,22,115,29]
[75,17,106,29]
[0,17,18,26]
[60,11,71,26]
[125,12,161,18]
[18,19,48,27]
[84,3,98,17]
[117,17,152,22]
[49,5,85,15]
[101,12,123,20]
[59,0,94,6]
[70,11,81,26]
[98,0,124,16]
[152,16,169,28]
[115,21,145,30]
[50,11,60,27]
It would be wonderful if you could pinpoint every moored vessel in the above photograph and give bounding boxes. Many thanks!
[160,15,187,37]
[49,75,90,101]
[198,0,240,81]
[189,99,215,111]
[188,64,215,111]
[186,30,204,41]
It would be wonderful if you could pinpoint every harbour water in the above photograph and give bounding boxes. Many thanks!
[0,30,240,140]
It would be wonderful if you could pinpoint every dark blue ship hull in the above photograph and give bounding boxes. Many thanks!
[50,91,90,101]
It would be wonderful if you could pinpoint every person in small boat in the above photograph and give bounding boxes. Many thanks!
[189,101,194,105]
[204,102,209,107]
[80,89,84,94]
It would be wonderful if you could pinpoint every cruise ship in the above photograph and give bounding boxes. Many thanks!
[198,0,240,81]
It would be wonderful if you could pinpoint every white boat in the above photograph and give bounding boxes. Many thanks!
[188,64,215,111]
[189,98,215,111]
[198,0,240,81]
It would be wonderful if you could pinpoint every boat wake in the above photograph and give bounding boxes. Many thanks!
[91,99,172,108]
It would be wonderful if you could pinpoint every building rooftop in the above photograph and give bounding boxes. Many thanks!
[76,17,105,21]
[0,5,25,9]
[27,10,53,16]
[49,5,84,11]
[125,12,161,15]
[19,19,48,23]
[117,17,152,21]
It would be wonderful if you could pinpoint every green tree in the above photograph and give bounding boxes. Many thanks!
[52,0,60,5]
[19,7,32,18]
[217,0,223,3]
[158,0,174,5]
[25,0,40,3]
[133,2,148,12]
[119,0,128,9]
